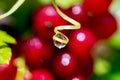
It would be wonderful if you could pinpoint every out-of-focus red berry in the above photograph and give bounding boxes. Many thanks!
[88,12,117,39]
[20,35,53,69]
[32,5,68,40]
[31,69,55,80]
[83,0,113,15]
[68,28,96,54]
[52,51,78,78]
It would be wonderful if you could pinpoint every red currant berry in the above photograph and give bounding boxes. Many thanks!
[0,58,17,80]
[66,74,87,80]
[67,28,95,76]
[68,28,96,54]
[83,0,113,15]
[32,5,68,40]
[52,51,78,78]
[68,51,94,77]
[88,12,117,39]
[64,4,88,24]
[31,69,55,80]
[20,35,53,69]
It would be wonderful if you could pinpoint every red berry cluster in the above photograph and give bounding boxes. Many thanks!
[0,0,117,80]
[0,59,17,80]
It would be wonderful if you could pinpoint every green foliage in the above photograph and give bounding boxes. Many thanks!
[108,72,120,80]
[109,31,120,50]
[38,0,51,5]
[0,30,16,44]
[56,0,82,9]
[94,58,111,76]
[0,30,16,64]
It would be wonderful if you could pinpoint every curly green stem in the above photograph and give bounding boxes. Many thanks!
[52,0,81,49]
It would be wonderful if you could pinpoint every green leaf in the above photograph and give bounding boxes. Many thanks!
[0,41,12,64]
[0,41,7,46]
[0,30,16,44]
[0,30,16,64]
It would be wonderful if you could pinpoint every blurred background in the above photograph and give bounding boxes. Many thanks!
[0,0,120,80]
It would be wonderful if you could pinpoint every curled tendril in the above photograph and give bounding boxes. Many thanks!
[0,0,25,20]
[52,0,81,49]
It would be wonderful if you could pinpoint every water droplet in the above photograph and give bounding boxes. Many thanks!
[53,32,68,49]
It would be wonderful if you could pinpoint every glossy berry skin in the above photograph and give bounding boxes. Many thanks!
[32,5,68,40]
[20,35,53,69]
[83,0,113,15]
[66,75,87,80]
[0,58,17,80]
[77,52,93,77]
[31,69,55,80]
[52,51,78,78]
[68,28,96,54]
[67,28,95,77]
[68,51,94,77]
[88,12,117,39]
[64,4,88,24]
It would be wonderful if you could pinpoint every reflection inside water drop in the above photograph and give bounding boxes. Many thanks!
[53,33,68,49]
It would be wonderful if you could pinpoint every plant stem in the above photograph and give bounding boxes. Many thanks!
[0,0,25,20]
[52,0,81,49]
